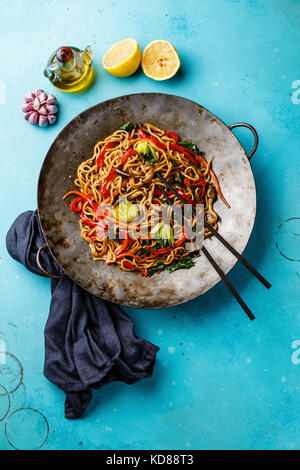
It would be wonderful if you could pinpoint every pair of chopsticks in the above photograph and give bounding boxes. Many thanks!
[155,172,271,321]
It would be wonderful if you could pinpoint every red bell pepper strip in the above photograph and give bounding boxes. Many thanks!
[137,129,148,139]
[115,233,131,256]
[190,180,206,187]
[115,239,129,256]
[170,143,198,165]
[182,179,206,204]
[65,191,98,212]
[173,235,187,248]
[149,135,167,151]
[100,187,110,198]
[176,188,197,206]
[149,235,186,255]
[70,197,83,212]
[116,251,139,261]
[96,142,116,167]
[80,213,108,229]
[165,131,179,143]
[121,149,138,166]
[148,247,169,256]
[199,184,206,201]
[153,188,162,197]
[80,213,99,227]
[137,128,167,151]
[153,187,173,198]
[87,229,97,241]
[100,169,117,197]
[184,177,206,187]
[86,196,98,212]
[120,260,147,275]
[64,190,97,208]
[122,260,136,270]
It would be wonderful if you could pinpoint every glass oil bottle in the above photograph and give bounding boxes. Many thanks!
[44,43,95,92]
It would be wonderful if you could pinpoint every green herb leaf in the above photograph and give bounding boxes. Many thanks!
[136,246,150,257]
[167,256,195,274]
[120,122,136,132]
[171,158,179,167]
[147,262,165,277]
[174,172,184,185]
[178,141,200,155]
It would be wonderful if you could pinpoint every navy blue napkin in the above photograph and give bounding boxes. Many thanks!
[6,211,159,419]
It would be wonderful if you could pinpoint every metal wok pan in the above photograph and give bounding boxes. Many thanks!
[37,93,258,308]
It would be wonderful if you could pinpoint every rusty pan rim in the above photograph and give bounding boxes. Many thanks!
[37,93,257,309]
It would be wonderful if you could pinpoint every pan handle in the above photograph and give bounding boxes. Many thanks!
[36,244,65,279]
[228,122,258,160]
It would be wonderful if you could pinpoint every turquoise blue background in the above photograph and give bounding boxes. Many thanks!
[0,0,299,450]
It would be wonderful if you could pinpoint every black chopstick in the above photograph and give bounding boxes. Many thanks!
[155,171,271,289]
[157,185,173,205]
[156,171,255,319]
[203,220,271,289]
[155,172,187,204]
[201,246,255,320]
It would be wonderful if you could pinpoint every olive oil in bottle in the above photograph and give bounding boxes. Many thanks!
[44,44,94,92]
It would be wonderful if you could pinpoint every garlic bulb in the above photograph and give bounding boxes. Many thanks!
[22,89,58,127]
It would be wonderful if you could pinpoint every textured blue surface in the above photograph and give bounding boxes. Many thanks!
[0,0,300,450]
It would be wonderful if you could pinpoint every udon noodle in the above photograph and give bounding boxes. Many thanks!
[63,123,230,276]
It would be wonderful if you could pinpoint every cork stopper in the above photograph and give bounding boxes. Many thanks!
[56,46,73,63]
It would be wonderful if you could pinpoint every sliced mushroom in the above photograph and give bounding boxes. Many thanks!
[206,183,217,200]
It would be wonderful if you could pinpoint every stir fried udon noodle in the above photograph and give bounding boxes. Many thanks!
[63,122,230,277]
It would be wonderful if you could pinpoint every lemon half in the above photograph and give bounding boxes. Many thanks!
[141,40,180,81]
[102,38,141,77]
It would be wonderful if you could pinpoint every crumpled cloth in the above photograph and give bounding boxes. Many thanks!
[6,211,159,419]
